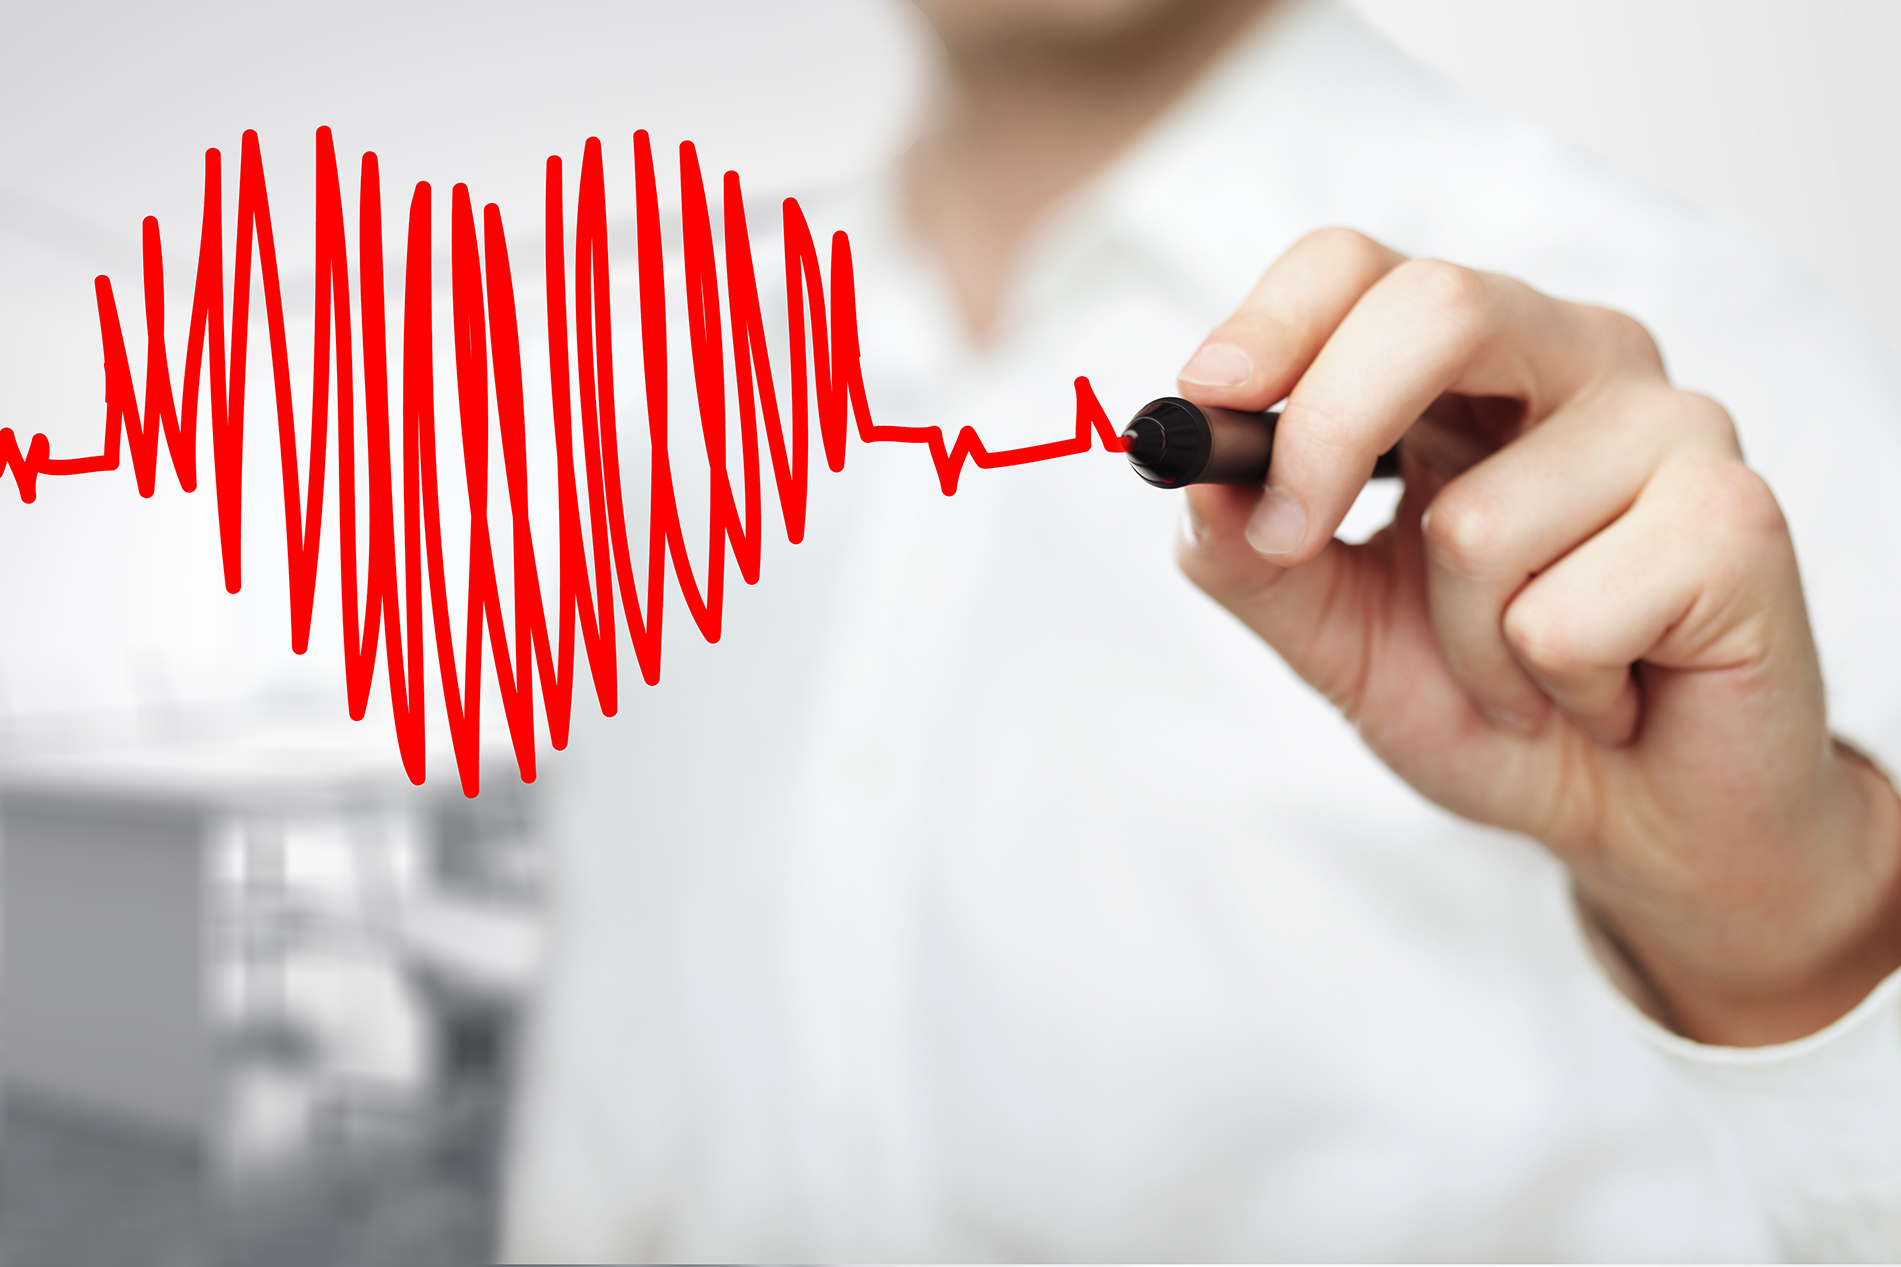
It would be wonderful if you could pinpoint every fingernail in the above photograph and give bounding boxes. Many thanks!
[1244,487,1307,557]
[1481,705,1533,733]
[1179,498,1206,547]
[1179,341,1253,387]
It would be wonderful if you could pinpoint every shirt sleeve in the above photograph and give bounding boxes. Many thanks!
[1580,897,1901,1261]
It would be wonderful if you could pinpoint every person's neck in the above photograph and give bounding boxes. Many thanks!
[903,0,1278,340]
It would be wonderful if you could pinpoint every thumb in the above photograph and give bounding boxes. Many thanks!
[1178,482,1395,715]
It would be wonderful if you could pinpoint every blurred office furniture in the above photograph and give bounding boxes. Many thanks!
[0,706,546,1267]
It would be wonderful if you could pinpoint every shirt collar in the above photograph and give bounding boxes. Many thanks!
[1014,0,1459,323]
[847,0,1414,358]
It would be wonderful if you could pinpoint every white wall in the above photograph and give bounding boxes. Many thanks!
[1346,0,1901,356]
[0,0,922,721]
[0,0,1893,722]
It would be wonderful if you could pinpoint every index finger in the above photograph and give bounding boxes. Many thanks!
[1255,261,1616,563]
[1177,228,1407,412]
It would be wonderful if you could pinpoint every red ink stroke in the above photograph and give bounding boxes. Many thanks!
[3,128,1128,795]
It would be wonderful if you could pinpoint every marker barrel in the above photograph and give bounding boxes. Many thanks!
[1121,396,1400,488]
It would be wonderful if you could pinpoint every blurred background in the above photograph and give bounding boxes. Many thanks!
[0,2,1896,1263]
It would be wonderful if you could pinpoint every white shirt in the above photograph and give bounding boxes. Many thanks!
[502,1,1901,1258]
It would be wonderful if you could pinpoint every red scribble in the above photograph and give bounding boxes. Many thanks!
[2,128,1128,795]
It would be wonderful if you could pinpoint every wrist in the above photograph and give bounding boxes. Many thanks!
[1579,741,1901,1047]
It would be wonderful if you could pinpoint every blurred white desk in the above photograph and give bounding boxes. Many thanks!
[0,707,426,1142]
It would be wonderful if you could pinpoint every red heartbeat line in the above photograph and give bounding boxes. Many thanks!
[2,127,1128,795]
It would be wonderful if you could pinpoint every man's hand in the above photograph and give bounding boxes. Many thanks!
[1174,228,1901,1047]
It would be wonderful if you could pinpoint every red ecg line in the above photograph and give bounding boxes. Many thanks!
[2,128,1129,795]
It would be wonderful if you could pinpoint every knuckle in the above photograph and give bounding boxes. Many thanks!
[1396,256,1491,321]
[1421,483,1509,578]
[1281,378,1361,454]
[1229,305,1307,354]
[1502,601,1586,682]
[1657,456,1792,580]
[1585,305,1663,370]
[1297,226,1394,275]
[1664,389,1743,455]
[1703,461,1787,544]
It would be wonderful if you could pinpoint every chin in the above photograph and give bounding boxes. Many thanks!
[913,0,1209,47]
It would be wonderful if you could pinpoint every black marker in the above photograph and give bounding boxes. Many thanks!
[1120,396,1401,489]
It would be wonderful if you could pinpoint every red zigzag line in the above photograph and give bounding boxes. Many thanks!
[0,128,1128,795]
